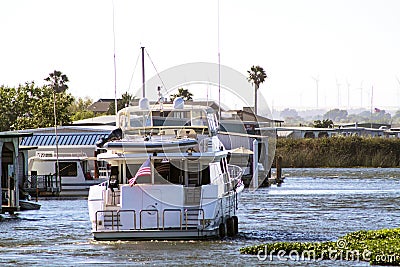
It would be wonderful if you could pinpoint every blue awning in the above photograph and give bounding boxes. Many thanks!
[20,132,110,146]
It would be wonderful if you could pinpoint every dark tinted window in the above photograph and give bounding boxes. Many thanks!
[58,162,78,177]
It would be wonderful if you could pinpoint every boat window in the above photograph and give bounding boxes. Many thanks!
[169,160,183,184]
[152,160,184,185]
[129,112,152,128]
[191,110,207,127]
[119,114,127,129]
[161,111,190,127]
[200,165,210,185]
[153,160,170,184]
[171,110,190,119]
[80,161,90,179]
[209,162,222,183]
[58,162,78,177]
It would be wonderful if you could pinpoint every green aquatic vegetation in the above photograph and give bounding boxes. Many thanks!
[240,228,400,265]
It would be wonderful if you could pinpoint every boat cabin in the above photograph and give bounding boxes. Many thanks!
[26,151,109,197]
[117,98,218,138]
[0,132,33,214]
[103,152,231,188]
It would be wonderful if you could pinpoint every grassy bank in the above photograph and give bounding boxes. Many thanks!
[240,228,400,266]
[276,136,400,168]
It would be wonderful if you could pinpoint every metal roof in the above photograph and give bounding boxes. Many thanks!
[20,132,110,147]
[0,132,33,138]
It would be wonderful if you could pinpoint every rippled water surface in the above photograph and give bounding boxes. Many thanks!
[1,168,400,266]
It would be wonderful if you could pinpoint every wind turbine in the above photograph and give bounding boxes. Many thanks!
[311,75,319,108]
[396,76,400,107]
[336,78,341,108]
[355,81,363,109]
[346,79,350,110]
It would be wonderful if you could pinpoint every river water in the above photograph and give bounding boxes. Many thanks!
[1,168,399,266]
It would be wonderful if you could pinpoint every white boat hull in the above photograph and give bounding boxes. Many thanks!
[92,228,219,241]
[88,183,243,241]
[88,100,245,240]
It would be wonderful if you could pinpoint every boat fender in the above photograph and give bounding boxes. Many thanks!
[219,222,226,238]
[232,216,239,235]
[226,217,235,237]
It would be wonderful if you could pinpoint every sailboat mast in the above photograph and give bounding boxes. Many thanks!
[112,0,118,115]
[217,0,221,121]
[141,46,145,98]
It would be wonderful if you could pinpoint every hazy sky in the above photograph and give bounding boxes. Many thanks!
[1,0,400,111]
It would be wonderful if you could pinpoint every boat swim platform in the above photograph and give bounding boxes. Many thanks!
[92,228,220,241]
[1,205,18,214]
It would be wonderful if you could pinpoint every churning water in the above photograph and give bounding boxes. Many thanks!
[1,168,399,266]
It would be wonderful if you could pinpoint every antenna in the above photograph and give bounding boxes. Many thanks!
[217,0,221,121]
[112,0,118,115]
[141,46,145,98]
[370,85,374,128]
[311,75,319,108]
[355,81,363,108]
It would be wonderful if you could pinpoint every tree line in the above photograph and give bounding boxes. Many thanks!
[1,65,268,132]
[0,81,74,131]
[281,107,398,127]
[0,71,136,132]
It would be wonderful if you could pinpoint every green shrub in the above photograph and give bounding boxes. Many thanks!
[276,137,400,168]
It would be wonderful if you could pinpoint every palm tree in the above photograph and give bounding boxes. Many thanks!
[169,88,193,102]
[44,70,69,94]
[247,65,267,115]
[107,92,137,115]
[44,70,69,132]
[44,70,69,189]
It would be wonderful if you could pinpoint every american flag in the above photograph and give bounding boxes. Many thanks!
[129,158,151,186]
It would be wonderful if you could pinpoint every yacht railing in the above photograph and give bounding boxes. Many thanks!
[227,164,243,180]
[23,175,60,193]
[184,208,205,230]
[35,151,87,158]
[104,189,120,206]
[117,210,136,230]
[140,209,160,230]
[228,164,243,189]
[98,167,111,179]
[95,210,119,231]
[162,209,182,230]
[94,208,206,231]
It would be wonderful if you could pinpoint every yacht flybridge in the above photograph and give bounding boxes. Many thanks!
[88,97,244,240]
